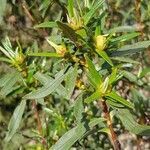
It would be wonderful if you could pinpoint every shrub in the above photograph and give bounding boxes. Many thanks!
[0,0,150,149]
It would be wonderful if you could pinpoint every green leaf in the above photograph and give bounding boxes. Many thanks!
[110,41,150,56]
[28,52,62,57]
[139,67,150,78]
[0,73,15,88]
[74,94,84,124]
[85,55,102,88]
[106,91,134,109]
[56,21,79,45]
[109,68,118,84]
[34,21,58,28]
[51,117,105,150]
[109,26,139,33]
[85,91,101,103]
[0,71,22,97]
[123,70,143,86]
[111,57,140,64]
[0,57,12,63]
[97,50,113,66]
[67,0,74,17]
[117,109,150,136]
[110,32,140,43]
[51,124,86,150]
[106,99,125,108]
[23,70,66,99]
[65,65,78,99]
[83,0,104,25]
[99,77,109,94]
[88,118,106,128]
[5,100,26,142]
[119,40,150,50]
[34,72,67,97]
[131,88,143,111]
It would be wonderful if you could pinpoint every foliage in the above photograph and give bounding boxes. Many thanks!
[0,0,150,149]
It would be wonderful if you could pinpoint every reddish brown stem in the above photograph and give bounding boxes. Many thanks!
[22,1,35,23]
[99,100,121,150]
[32,100,42,135]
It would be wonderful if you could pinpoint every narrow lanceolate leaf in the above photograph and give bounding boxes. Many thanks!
[74,94,84,124]
[97,50,113,66]
[0,57,12,63]
[85,55,102,88]
[110,40,150,57]
[81,118,106,139]
[110,32,140,43]
[5,100,26,142]
[0,73,16,87]
[111,57,140,64]
[67,0,74,17]
[34,72,67,97]
[85,91,101,103]
[28,52,62,57]
[51,118,105,150]
[51,124,86,150]
[56,21,78,44]
[109,68,118,84]
[119,40,150,50]
[106,98,125,108]
[34,21,58,28]
[0,71,22,97]
[106,91,134,109]
[83,0,104,25]
[123,70,143,86]
[65,65,78,99]
[23,71,66,99]
[109,25,139,33]
[118,109,150,136]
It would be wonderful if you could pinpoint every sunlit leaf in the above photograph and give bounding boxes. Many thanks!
[83,0,104,25]
[67,0,74,17]
[97,50,113,66]
[34,21,57,28]
[28,52,62,57]
[85,55,102,88]
[110,32,139,43]
[85,91,101,103]
[106,91,134,109]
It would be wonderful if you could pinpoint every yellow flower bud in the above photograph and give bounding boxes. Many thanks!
[47,39,67,56]
[95,35,107,51]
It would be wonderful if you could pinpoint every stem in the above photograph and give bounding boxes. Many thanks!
[99,99,121,150]
[22,1,35,23]
[32,100,42,135]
